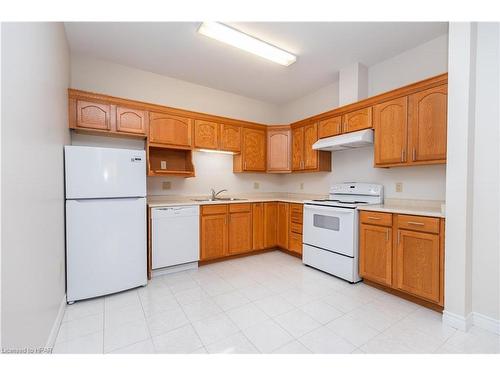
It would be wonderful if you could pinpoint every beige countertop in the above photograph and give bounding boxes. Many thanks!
[358,199,445,218]
[147,192,327,208]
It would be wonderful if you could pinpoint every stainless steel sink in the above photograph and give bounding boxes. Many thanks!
[191,197,248,202]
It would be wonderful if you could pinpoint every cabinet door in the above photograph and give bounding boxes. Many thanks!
[291,127,304,171]
[408,85,447,163]
[200,214,227,261]
[277,202,289,249]
[116,107,147,135]
[264,202,278,248]
[228,211,253,255]
[76,100,111,131]
[303,123,318,170]
[252,203,264,250]
[194,120,219,150]
[220,124,241,152]
[267,128,291,172]
[149,112,192,148]
[373,97,408,166]
[395,229,440,303]
[318,116,342,138]
[242,128,266,171]
[359,224,392,286]
[343,107,372,133]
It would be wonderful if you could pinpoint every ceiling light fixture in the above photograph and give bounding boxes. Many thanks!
[198,22,297,67]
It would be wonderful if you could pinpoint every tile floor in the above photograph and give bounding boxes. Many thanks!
[53,251,500,354]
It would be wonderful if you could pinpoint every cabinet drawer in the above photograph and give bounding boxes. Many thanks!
[360,211,392,226]
[289,204,303,224]
[229,203,252,213]
[290,222,302,234]
[397,215,440,234]
[201,204,228,215]
[289,232,302,254]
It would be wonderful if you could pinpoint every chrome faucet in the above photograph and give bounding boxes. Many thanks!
[211,188,228,200]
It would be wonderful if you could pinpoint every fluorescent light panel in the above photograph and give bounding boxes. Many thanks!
[197,148,236,155]
[198,22,297,66]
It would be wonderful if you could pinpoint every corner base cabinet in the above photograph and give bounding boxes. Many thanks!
[359,210,445,309]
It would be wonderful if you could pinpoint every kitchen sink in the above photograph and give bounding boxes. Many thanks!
[191,197,248,202]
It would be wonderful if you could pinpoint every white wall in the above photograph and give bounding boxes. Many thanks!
[368,34,449,96]
[71,54,281,125]
[1,23,70,348]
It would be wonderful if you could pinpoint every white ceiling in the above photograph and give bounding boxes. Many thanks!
[64,22,448,104]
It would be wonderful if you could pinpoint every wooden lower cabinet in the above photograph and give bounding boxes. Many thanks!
[264,202,278,248]
[359,224,392,286]
[252,203,265,250]
[228,210,253,255]
[200,212,227,261]
[277,203,289,249]
[359,210,445,308]
[288,204,303,255]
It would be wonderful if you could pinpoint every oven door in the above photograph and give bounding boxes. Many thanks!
[303,204,356,257]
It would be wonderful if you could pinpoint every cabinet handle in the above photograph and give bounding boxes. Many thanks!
[407,221,424,226]
[401,149,406,162]
[397,231,401,245]
[386,229,390,241]
[367,216,381,220]
[412,148,416,161]
[244,161,247,170]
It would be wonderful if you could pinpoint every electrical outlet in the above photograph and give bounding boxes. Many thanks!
[395,182,403,193]
[160,160,167,170]
[300,182,304,190]
[162,181,171,190]
[253,182,260,190]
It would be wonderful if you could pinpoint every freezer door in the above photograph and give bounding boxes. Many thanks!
[66,197,147,302]
[65,146,146,199]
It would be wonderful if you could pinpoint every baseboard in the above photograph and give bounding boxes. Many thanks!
[442,310,473,331]
[472,312,500,335]
[152,261,198,277]
[46,294,66,349]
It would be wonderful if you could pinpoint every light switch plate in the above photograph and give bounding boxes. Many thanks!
[395,182,403,193]
[162,181,171,190]
[253,182,260,189]
[160,160,167,169]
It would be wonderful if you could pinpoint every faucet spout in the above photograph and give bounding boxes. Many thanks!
[211,188,228,200]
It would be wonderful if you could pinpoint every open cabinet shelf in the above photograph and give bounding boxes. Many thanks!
[147,145,195,177]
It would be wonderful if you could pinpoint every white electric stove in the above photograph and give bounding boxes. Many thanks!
[302,183,384,283]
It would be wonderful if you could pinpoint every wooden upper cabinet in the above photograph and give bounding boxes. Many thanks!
[318,116,342,138]
[277,202,289,249]
[220,124,241,152]
[267,128,291,173]
[200,211,227,261]
[241,128,266,171]
[395,229,440,303]
[264,202,278,248]
[408,85,447,163]
[116,107,147,135]
[359,224,392,286]
[252,203,265,250]
[149,112,192,148]
[194,120,219,150]
[374,97,408,166]
[343,107,372,133]
[228,210,253,255]
[76,100,111,131]
[291,127,304,171]
[303,123,319,170]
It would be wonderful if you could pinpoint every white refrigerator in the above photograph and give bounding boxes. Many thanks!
[65,146,147,303]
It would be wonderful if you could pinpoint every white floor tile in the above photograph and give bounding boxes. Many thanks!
[146,307,189,337]
[226,303,270,330]
[325,314,380,346]
[300,300,344,324]
[191,313,239,345]
[443,326,500,353]
[206,332,258,354]
[174,287,209,306]
[201,279,235,297]
[321,290,366,313]
[253,295,295,317]
[181,297,223,322]
[109,339,156,354]
[273,309,322,338]
[299,327,356,354]
[53,332,103,354]
[242,320,294,353]
[280,288,319,307]
[56,313,104,343]
[104,289,141,311]
[63,298,104,322]
[212,290,251,311]
[273,340,312,354]
[152,324,204,353]
[238,283,275,301]
[104,303,145,329]
[103,318,150,353]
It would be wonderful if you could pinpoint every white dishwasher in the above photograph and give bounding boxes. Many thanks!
[152,205,200,274]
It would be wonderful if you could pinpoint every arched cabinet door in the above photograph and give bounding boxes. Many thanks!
[76,100,111,131]
[408,85,447,163]
[194,120,219,150]
[220,124,241,152]
[374,97,408,166]
[342,107,372,133]
[149,111,192,148]
[241,128,266,171]
[116,107,147,135]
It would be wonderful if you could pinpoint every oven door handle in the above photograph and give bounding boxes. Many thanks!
[304,204,354,214]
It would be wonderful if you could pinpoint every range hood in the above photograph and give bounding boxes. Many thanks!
[312,129,374,151]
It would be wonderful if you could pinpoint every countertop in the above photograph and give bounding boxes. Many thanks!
[358,199,445,218]
[147,193,327,208]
